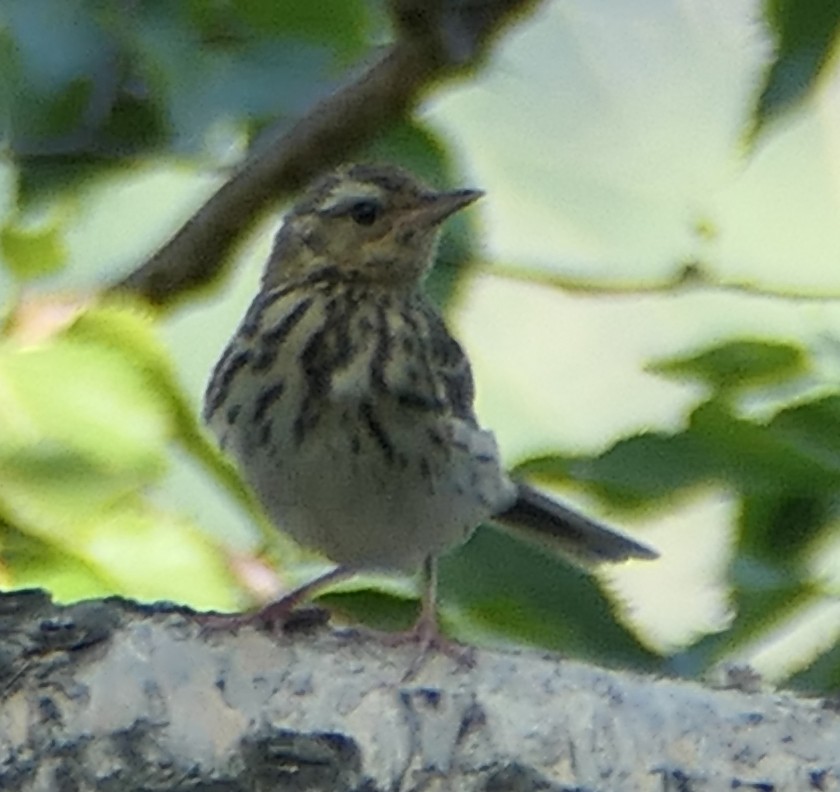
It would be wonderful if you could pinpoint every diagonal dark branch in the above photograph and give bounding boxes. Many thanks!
[111,0,542,306]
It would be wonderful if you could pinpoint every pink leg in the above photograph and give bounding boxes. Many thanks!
[198,566,352,633]
[383,556,475,674]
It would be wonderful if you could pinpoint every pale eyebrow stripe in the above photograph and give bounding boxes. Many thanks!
[318,183,382,212]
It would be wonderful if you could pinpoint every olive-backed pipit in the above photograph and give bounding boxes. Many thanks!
[204,163,656,647]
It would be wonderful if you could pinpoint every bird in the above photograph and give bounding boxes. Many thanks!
[203,162,657,649]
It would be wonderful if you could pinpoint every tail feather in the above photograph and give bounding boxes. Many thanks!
[493,482,658,566]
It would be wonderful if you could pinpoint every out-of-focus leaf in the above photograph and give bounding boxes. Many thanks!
[669,561,816,677]
[0,493,241,608]
[754,0,840,136]
[1,221,66,278]
[231,0,371,58]
[17,158,123,207]
[650,340,806,392]
[689,399,839,492]
[740,492,833,562]
[74,502,240,608]
[319,589,419,633]
[769,395,840,470]
[99,89,169,153]
[440,526,662,670]
[3,0,114,147]
[0,445,146,535]
[8,0,376,199]
[68,299,276,549]
[518,432,716,509]
[0,299,246,607]
[512,335,840,679]
[0,526,118,601]
[129,7,336,153]
[788,634,840,692]
[0,334,169,473]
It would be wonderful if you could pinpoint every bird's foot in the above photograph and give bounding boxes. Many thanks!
[378,611,476,679]
[193,567,349,636]
[193,600,330,636]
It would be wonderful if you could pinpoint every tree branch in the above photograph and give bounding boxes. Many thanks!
[111,0,542,306]
[2,590,838,791]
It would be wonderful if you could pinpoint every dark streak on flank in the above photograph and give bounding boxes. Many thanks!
[399,303,440,402]
[426,427,445,447]
[257,421,272,447]
[329,291,357,371]
[421,301,476,422]
[295,330,331,442]
[204,347,252,420]
[253,381,285,423]
[251,296,313,372]
[370,298,392,391]
[225,404,241,425]
[397,392,443,411]
[240,289,279,339]
[359,401,394,462]
[294,293,358,443]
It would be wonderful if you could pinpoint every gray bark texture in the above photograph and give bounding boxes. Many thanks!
[0,589,838,792]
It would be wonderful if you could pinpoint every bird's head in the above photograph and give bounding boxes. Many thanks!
[263,163,482,290]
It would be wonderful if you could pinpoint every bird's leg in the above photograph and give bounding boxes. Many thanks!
[382,556,475,674]
[197,565,352,634]
[412,554,443,646]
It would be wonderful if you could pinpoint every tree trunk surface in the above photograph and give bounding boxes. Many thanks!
[0,590,837,791]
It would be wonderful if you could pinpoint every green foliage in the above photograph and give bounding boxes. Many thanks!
[0,301,243,608]
[2,0,377,201]
[1,220,66,279]
[1,0,840,692]
[754,0,840,135]
[649,339,806,393]
[519,337,840,687]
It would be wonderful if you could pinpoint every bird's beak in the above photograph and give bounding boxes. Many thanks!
[410,188,484,228]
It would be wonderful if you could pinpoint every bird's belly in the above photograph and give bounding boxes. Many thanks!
[231,403,510,572]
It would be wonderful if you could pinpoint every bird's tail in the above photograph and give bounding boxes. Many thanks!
[493,482,658,566]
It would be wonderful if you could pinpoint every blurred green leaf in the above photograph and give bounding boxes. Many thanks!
[0,333,169,472]
[0,301,247,606]
[0,492,241,608]
[740,491,833,562]
[319,589,419,633]
[1,220,66,278]
[68,300,277,550]
[788,632,840,692]
[0,444,146,534]
[769,395,840,470]
[231,0,372,57]
[669,574,817,677]
[0,525,118,600]
[74,501,240,608]
[688,399,838,493]
[650,339,806,392]
[440,526,661,670]
[754,0,840,136]
[3,0,113,147]
[7,0,377,200]
[518,432,716,509]
[514,338,840,678]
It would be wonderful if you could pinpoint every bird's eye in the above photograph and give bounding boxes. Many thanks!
[348,200,381,226]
